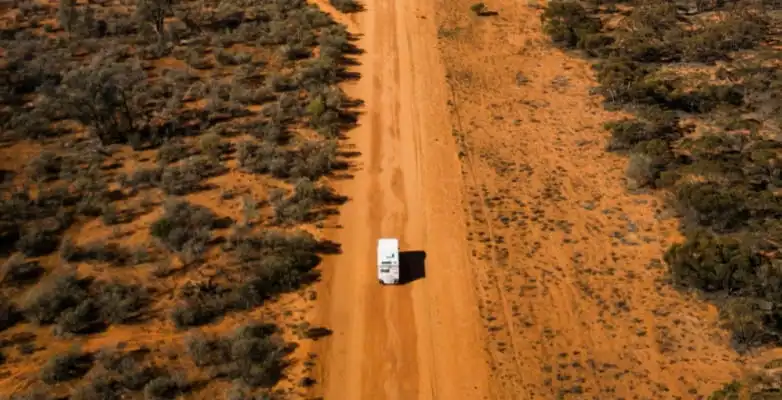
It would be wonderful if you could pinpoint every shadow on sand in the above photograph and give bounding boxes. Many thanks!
[399,250,426,284]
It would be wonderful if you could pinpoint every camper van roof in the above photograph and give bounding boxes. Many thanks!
[378,238,398,248]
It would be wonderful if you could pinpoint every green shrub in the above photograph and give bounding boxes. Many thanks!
[70,375,122,400]
[187,323,286,387]
[41,348,94,384]
[541,1,601,49]
[97,282,149,324]
[665,232,766,294]
[0,298,23,332]
[2,255,44,285]
[157,140,192,164]
[143,375,189,400]
[673,183,756,233]
[681,9,769,63]
[150,199,216,256]
[24,274,90,325]
[605,109,681,151]
[160,156,226,195]
[719,297,770,347]
[593,57,655,103]
[23,274,147,334]
[16,225,60,257]
[708,381,743,400]
[230,229,322,306]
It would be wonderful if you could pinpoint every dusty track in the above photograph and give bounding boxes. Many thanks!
[310,0,752,398]
[309,0,493,398]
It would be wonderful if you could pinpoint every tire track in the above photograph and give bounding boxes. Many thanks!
[443,70,528,399]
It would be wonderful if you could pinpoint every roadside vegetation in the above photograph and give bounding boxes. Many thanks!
[0,0,360,397]
[541,0,782,395]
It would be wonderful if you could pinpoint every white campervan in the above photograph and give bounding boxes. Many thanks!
[377,238,400,285]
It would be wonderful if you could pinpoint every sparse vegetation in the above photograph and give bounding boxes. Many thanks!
[150,199,218,260]
[41,348,94,384]
[541,0,782,359]
[0,0,361,394]
[23,273,148,335]
[186,322,287,387]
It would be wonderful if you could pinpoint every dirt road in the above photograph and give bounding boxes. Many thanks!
[310,0,493,399]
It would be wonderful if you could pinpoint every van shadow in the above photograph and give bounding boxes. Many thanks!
[399,250,426,284]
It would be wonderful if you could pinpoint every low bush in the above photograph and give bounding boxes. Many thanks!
[0,297,23,331]
[150,199,216,258]
[605,110,682,151]
[540,1,600,49]
[24,274,90,325]
[237,140,340,180]
[229,229,322,307]
[171,281,233,329]
[27,151,62,183]
[665,231,766,295]
[143,375,190,400]
[187,322,286,387]
[70,375,122,400]
[97,282,149,324]
[270,178,347,224]
[16,225,60,257]
[157,140,192,165]
[41,348,94,384]
[673,183,752,233]
[62,241,137,266]
[97,351,158,391]
[1,255,44,285]
[160,156,227,195]
[23,274,148,334]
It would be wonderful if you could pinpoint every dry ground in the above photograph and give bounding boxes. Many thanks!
[437,1,747,398]
[307,0,773,399]
[3,0,778,398]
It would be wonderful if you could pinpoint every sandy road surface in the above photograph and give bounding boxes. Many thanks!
[309,0,493,398]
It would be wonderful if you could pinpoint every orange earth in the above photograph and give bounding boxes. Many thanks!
[307,0,752,399]
[0,0,768,397]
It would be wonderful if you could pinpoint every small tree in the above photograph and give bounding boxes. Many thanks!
[58,0,78,34]
[135,0,173,38]
[47,54,149,146]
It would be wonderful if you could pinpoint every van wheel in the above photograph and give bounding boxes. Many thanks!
[378,279,385,285]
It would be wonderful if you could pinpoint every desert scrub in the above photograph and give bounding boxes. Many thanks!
[186,322,287,387]
[157,140,193,164]
[228,228,323,307]
[1,254,45,285]
[143,374,190,400]
[0,297,23,331]
[41,348,94,383]
[270,178,346,224]
[15,224,61,257]
[23,273,148,334]
[150,199,218,259]
[171,280,234,329]
[541,0,782,348]
[159,156,227,195]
